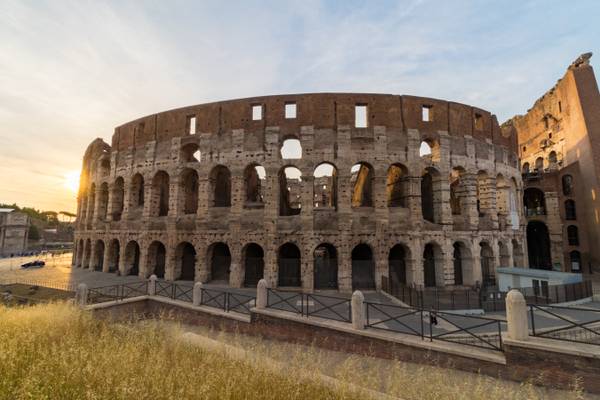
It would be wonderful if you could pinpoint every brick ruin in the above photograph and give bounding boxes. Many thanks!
[72,93,525,292]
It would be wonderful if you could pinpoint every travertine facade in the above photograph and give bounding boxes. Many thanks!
[506,53,600,274]
[0,209,29,257]
[73,93,525,292]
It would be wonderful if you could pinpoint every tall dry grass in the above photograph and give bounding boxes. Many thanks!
[0,303,361,400]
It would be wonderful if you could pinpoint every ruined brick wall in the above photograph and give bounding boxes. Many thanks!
[73,93,524,292]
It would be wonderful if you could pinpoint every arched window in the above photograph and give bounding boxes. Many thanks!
[313,163,337,209]
[449,168,464,215]
[524,188,546,216]
[244,164,266,206]
[131,173,144,208]
[421,167,440,223]
[181,143,201,163]
[570,251,581,272]
[280,138,302,159]
[279,166,302,216]
[350,163,373,207]
[562,175,573,196]
[567,225,579,246]
[565,200,576,220]
[180,169,199,214]
[419,141,432,157]
[548,151,557,165]
[534,157,544,171]
[386,164,408,207]
[522,162,530,174]
[210,166,231,207]
[151,171,170,217]
[111,177,125,221]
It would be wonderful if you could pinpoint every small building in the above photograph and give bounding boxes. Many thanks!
[0,208,30,257]
[496,267,583,292]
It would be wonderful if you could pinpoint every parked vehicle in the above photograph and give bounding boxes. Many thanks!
[20,260,45,268]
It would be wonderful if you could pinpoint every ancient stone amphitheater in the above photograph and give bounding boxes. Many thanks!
[73,93,526,293]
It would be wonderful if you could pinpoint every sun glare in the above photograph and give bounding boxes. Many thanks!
[64,170,80,193]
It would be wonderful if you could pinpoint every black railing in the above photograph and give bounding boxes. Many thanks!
[154,281,194,303]
[87,281,148,304]
[266,289,352,323]
[200,288,256,315]
[365,300,504,352]
[530,304,600,346]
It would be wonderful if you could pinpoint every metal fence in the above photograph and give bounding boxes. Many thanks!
[530,304,600,346]
[365,300,504,352]
[0,278,78,293]
[87,281,148,304]
[200,288,256,315]
[155,281,194,303]
[266,289,352,323]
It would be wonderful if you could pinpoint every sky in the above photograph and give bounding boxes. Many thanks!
[1,0,599,213]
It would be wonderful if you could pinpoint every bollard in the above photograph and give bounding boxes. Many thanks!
[193,282,203,306]
[75,283,88,307]
[256,279,268,309]
[506,289,529,341]
[148,275,157,296]
[351,290,365,330]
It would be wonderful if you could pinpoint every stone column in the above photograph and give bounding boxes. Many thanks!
[229,245,244,288]
[102,243,111,273]
[165,243,177,281]
[506,289,528,341]
[172,175,184,217]
[193,282,203,306]
[460,172,479,230]
[302,246,313,292]
[337,239,352,292]
[351,291,365,330]
[406,176,424,226]
[256,279,268,309]
[88,240,96,269]
[195,242,209,283]
[197,176,209,222]
[142,182,153,219]
[148,275,157,295]
[263,244,278,288]
[138,243,149,279]
[118,245,128,276]
[76,283,88,307]
[300,174,314,232]
[121,178,131,221]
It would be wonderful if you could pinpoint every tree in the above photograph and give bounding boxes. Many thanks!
[28,224,40,241]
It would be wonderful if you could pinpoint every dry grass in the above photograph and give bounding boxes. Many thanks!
[0,302,362,400]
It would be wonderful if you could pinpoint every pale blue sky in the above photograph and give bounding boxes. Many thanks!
[1,0,599,211]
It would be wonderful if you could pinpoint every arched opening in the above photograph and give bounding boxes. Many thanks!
[278,243,301,287]
[419,141,432,157]
[98,183,109,221]
[209,242,231,283]
[87,184,96,221]
[480,242,495,287]
[351,244,375,290]
[76,239,84,267]
[107,239,120,272]
[449,167,465,215]
[176,242,196,281]
[244,164,266,206]
[131,173,145,209]
[562,175,573,196]
[565,200,576,220]
[453,243,463,285]
[570,251,581,272]
[527,221,552,270]
[498,242,510,267]
[79,195,88,223]
[279,166,302,216]
[151,171,170,217]
[83,238,91,267]
[476,171,491,217]
[124,241,140,276]
[280,138,302,159]
[567,225,579,245]
[147,241,166,278]
[111,177,125,221]
[180,168,199,215]
[423,243,439,287]
[524,188,546,216]
[420,138,441,161]
[388,244,407,287]
[421,167,439,222]
[314,243,338,289]
[496,174,509,217]
[210,166,231,207]
[181,143,201,163]
[313,163,337,209]
[350,162,374,207]
[243,243,264,287]
[522,162,530,174]
[93,240,105,271]
[387,164,409,207]
[100,158,110,176]
[534,157,544,172]
[548,151,557,166]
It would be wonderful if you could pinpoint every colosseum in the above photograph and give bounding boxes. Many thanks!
[72,93,526,293]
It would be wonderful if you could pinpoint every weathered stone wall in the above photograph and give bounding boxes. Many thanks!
[74,93,524,292]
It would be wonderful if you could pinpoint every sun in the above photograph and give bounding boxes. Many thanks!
[64,170,80,193]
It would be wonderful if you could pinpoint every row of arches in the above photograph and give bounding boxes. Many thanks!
[74,237,524,290]
[79,163,519,224]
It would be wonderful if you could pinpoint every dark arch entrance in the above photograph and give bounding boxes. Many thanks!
[480,242,495,287]
[107,239,120,273]
[177,242,196,281]
[388,245,407,288]
[421,171,434,222]
[124,241,140,276]
[243,243,264,287]
[314,244,338,289]
[352,244,375,290]
[423,244,436,287]
[278,243,301,287]
[527,221,552,270]
[209,243,231,283]
[453,243,463,285]
[148,241,166,278]
[93,240,105,271]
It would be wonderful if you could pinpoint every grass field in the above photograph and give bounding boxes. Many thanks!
[0,302,591,400]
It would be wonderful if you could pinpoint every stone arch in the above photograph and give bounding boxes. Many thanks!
[421,167,441,223]
[527,221,551,269]
[280,137,302,159]
[111,177,125,221]
[479,241,495,287]
[314,243,338,289]
[243,243,264,287]
[313,163,338,209]
[124,241,140,276]
[180,168,199,215]
[351,243,376,290]
[244,164,266,206]
[147,241,166,278]
[278,242,301,287]
[279,166,302,216]
[181,142,201,163]
[388,244,409,287]
[351,162,374,207]
[452,241,473,286]
[175,242,196,281]
[106,239,120,272]
[449,167,466,216]
[209,165,231,207]
[130,173,145,209]
[151,171,170,217]
[423,242,443,287]
[83,238,91,268]
[207,242,231,283]
[87,184,96,222]
[92,239,105,271]
[386,163,409,207]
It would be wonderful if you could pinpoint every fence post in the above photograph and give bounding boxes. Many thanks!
[193,282,203,306]
[506,289,528,341]
[351,290,365,330]
[256,279,268,309]
[148,275,157,296]
[75,283,88,307]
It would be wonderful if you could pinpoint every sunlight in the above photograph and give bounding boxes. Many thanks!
[64,170,80,193]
